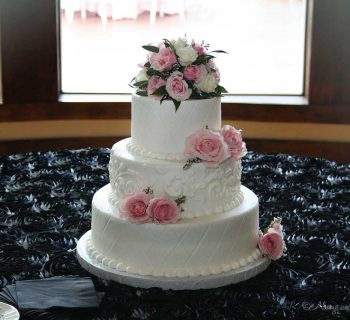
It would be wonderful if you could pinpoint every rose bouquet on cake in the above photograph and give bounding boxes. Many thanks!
[131,36,228,110]
[120,187,186,224]
[183,125,247,169]
[258,217,287,260]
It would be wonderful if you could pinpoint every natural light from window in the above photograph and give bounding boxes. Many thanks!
[60,0,307,95]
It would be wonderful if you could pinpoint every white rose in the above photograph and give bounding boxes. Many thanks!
[173,36,187,50]
[135,69,148,82]
[197,73,217,93]
[176,47,198,66]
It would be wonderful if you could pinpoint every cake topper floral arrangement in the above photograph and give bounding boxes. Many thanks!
[131,36,228,110]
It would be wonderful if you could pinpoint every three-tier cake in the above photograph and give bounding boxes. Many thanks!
[77,37,285,289]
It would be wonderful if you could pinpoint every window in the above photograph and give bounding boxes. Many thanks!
[0,0,349,120]
[0,0,349,163]
[60,0,307,95]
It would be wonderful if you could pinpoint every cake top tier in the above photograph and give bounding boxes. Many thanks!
[131,36,227,111]
[131,94,221,160]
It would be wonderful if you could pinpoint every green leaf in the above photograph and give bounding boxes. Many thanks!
[143,186,154,194]
[142,45,159,53]
[175,195,186,206]
[133,80,148,88]
[173,99,181,111]
[160,94,169,104]
[193,54,214,65]
[208,50,228,54]
[163,38,176,52]
[151,86,167,96]
[136,91,148,96]
[183,158,202,170]
[146,68,165,77]
[216,85,228,93]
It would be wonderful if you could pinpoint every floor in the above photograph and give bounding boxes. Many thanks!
[60,0,306,95]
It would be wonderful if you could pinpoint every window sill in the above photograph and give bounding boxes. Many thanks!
[222,95,308,106]
[59,93,309,106]
[0,95,348,124]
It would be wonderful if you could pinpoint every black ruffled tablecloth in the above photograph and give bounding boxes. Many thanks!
[0,148,349,320]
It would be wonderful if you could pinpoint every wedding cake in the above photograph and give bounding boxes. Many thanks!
[77,37,286,289]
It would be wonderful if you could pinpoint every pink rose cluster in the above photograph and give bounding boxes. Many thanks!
[120,190,183,224]
[132,36,227,109]
[184,125,247,168]
[258,217,286,260]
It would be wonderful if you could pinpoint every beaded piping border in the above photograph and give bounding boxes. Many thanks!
[127,141,186,161]
[86,236,263,278]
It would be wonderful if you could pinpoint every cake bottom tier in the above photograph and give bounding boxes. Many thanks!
[90,184,262,278]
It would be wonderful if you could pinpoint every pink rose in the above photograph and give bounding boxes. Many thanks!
[221,125,247,160]
[192,42,206,56]
[147,76,166,96]
[206,60,220,83]
[185,128,230,167]
[120,192,152,223]
[146,198,181,224]
[149,47,177,71]
[183,64,207,82]
[258,230,285,260]
[166,71,192,101]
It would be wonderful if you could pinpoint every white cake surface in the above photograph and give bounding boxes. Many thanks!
[90,184,262,278]
[109,138,243,219]
[131,94,221,160]
[81,93,267,286]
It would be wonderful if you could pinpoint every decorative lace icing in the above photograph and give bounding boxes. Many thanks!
[109,138,243,218]
[109,156,143,198]
[108,146,244,218]
[86,236,263,278]
[127,141,186,161]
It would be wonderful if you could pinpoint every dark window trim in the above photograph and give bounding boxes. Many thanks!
[0,0,349,124]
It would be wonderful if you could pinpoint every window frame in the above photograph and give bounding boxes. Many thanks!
[0,0,349,125]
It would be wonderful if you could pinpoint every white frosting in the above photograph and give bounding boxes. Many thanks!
[131,94,221,160]
[91,184,261,278]
[86,93,264,282]
[109,138,243,219]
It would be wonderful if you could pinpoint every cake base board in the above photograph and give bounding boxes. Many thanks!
[77,231,271,290]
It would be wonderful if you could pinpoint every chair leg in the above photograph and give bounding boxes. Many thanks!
[179,0,185,21]
[81,0,87,19]
[98,0,108,25]
[150,0,157,24]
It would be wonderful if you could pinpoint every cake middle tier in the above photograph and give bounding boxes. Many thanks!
[109,138,243,219]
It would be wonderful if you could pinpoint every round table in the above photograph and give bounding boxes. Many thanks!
[0,148,349,319]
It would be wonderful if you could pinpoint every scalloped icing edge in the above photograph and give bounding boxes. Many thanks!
[108,188,244,219]
[86,237,263,278]
[127,141,186,161]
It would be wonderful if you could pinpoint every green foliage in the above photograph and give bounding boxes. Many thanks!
[146,68,165,78]
[215,85,228,94]
[172,99,181,112]
[133,80,148,88]
[136,91,148,96]
[151,86,167,96]
[175,195,186,206]
[193,54,215,65]
[142,45,159,53]
[163,38,176,52]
